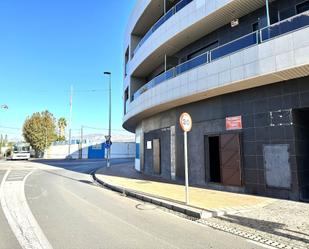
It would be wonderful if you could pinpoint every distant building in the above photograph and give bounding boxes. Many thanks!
[123,0,309,201]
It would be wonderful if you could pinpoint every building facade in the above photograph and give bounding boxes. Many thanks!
[123,0,309,201]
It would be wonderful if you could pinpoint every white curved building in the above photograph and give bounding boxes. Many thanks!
[123,0,309,201]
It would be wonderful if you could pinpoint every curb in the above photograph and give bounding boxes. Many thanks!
[92,172,217,219]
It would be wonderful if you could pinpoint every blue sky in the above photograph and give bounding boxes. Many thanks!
[0,0,135,139]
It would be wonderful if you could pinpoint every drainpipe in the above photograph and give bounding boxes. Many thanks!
[164,0,166,14]
[266,0,271,26]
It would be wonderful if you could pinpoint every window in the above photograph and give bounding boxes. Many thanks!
[187,41,218,60]
[124,87,129,114]
[278,8,295,21]
[296,1,309,14]
[252,22,259,32]
[124,47,129,77]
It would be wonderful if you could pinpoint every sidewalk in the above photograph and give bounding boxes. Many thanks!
[94,163,309,249]
[94,163,274,213]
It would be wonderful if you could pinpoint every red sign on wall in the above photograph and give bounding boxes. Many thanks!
[226,116,242,130]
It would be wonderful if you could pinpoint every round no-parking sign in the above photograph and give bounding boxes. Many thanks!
[179,112,192,132]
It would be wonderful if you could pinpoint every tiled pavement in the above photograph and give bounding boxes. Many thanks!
[95,163,309,249]
[207,200,309,249]
[95,163,274,212]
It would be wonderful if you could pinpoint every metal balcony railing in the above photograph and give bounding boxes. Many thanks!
[131,11,309,102]
[132,0,193,58]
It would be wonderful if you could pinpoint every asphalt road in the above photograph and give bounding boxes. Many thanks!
[0,159,265,249]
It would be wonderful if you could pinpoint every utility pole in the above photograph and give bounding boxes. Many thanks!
[45,126,48,159]
[104,72,112,167]
[68,85,73,159]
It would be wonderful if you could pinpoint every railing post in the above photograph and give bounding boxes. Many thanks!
[259,29,263,43]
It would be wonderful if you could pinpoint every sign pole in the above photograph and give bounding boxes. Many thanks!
[184,131,189,205]
[179,112,192,205]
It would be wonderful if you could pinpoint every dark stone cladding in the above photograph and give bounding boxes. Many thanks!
[140,76,309,201]
[144,128,171,179]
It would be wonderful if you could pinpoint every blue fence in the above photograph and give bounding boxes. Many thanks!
[88,143,105,159]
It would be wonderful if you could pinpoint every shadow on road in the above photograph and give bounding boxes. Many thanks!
[216,214,309,245]
[31,158,134,175]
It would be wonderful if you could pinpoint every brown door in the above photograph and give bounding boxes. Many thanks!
[153,139,161,174]
[220,134,242,186]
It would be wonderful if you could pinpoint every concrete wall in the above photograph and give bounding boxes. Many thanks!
[45,142,136,160]
[0,146,9,158]
[110,142,135,159]
[45,144,88,159]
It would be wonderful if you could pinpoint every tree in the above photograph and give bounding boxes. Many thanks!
[23,111,57,156]
[57,117,67,141]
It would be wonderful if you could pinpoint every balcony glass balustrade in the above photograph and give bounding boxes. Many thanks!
[131,11,309,103]
[261,11,309,41]
[132,0,193,58]
[210,32,258,61]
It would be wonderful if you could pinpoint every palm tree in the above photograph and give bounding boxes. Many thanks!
[58,117,67,139]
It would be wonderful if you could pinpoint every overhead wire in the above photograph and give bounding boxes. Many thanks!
[0,125,21,130]
[82,125,125,132]
[7,88,109,94]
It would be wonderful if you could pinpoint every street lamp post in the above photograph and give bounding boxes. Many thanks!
[68,86,73,159]
[104,72,112,168]
[44,126,48,159]
[0,105,8,158]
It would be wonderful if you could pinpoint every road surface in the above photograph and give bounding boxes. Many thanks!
[0,159,265,249]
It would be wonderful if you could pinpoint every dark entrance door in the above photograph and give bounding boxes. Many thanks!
[220,134,242,186]
[293,108,309,201]
[207,136,221,183]
[153,139,161,175]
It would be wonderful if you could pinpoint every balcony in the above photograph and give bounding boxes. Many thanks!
[132,11,309,101]
[132,0,194,58]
